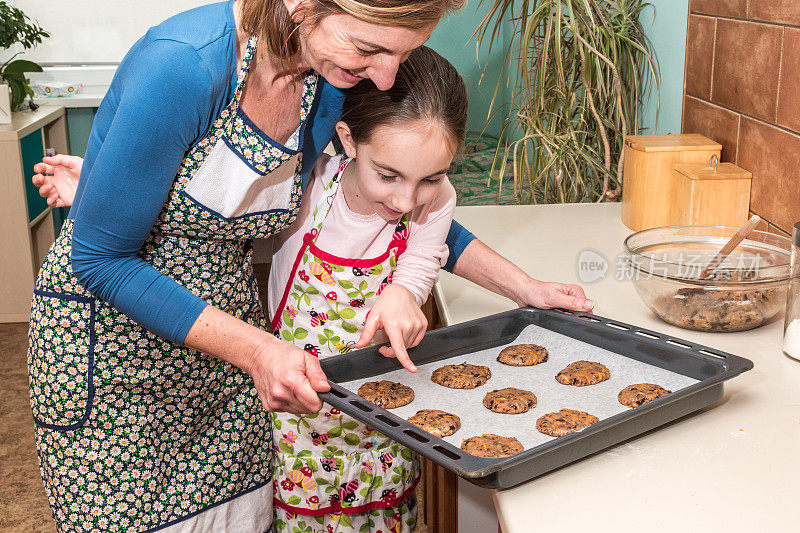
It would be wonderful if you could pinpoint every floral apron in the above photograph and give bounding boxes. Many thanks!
[27,37,316,532]
[269,159,420,533]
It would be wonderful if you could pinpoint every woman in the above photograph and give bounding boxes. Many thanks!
[29,1,592,531]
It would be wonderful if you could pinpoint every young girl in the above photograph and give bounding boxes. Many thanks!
[267,46,467,532]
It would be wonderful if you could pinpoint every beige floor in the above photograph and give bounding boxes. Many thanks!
[0,322,55,533]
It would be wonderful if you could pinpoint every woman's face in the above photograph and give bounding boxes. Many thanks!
[289,2,437,90]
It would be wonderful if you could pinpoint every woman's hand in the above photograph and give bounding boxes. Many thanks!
[32,154,83,208]
[355,284,426,373]
[248,337,331,414]
[185,306,330,414]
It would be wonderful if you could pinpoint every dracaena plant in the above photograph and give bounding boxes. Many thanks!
[475,0,659,204]
[0,1,50,111]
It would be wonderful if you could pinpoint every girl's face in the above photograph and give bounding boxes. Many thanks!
[285,1,437,90]
[336,120,456,221]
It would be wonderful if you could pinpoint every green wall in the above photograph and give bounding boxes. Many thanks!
[426,5,509,138]
[639,0,689,135]
[429,2,690,138]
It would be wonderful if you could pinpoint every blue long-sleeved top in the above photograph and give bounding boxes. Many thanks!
[70,1,475,345]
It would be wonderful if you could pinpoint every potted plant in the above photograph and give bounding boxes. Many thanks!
[0,1,50,121]
[475,0,659,204]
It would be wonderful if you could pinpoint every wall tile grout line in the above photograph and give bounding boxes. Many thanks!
[684,94,800,139]
[681,10,691,132]
[713,17,791,31]
[735,111,742,166]
[691,13,719,21]
[689,11,800,31]
[709,17,717,101]
[776,27,785,124]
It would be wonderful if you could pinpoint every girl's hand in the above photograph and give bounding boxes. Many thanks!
[32,154,83,208]
[518,280,594,313]
[355,284,426,373]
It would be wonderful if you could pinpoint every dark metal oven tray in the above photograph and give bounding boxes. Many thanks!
[318,307,753,490]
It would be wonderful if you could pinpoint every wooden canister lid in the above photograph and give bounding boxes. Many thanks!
[674,162,752,180]
[624,134,722,152]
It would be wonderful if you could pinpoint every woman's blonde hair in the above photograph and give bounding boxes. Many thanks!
[240,0,465,60]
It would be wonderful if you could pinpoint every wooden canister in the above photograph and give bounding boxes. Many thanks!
[671,161,751,226]
[622,134,721,231]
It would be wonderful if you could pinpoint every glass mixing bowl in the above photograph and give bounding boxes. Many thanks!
[623,225,792,332]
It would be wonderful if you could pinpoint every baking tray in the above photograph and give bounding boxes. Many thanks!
[317,307,753,490]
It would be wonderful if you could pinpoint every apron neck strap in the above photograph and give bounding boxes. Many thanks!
[232,36,259,108]
[307,157,350,237]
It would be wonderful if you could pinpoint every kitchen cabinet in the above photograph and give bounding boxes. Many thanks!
[65,107,98,158]
[1,105,68,322]
[418,295,459,532]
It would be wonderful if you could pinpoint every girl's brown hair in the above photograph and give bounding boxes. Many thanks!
[340,46,468,151]
[239,0,465,60]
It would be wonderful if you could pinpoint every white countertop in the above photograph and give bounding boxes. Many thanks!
[0,105,64,141]
[436,203,798,532]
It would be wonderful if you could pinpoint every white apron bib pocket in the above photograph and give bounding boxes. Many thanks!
[183,136,301,220]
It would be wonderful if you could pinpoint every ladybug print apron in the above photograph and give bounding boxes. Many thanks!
[270,159,420,533]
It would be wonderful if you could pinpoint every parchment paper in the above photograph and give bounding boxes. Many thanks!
[340,324,699,450]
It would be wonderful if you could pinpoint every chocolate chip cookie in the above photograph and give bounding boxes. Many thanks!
[482,387,537,414]
[357,380,414,409]
[618,383,671,407]
[407,409,461,438]
[536,409,599,437]
[555,360,610,386]
[431,362,491,389]
[460,434,524,458]
[497,344,549,366]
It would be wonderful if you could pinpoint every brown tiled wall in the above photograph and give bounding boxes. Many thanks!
[682,0,799,235]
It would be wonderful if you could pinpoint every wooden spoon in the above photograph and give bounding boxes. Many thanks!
[699,215,762,280]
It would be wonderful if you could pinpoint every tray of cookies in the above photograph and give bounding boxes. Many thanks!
[317,307,753,489]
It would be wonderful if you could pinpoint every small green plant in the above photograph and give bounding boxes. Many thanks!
[0,1,50,111]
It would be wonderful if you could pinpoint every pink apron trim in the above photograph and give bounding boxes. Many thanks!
[270,234,311,332]
[305,233,407,269]
[270,225,407,333]
[273,475,419,517]
[270,233,406,332]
